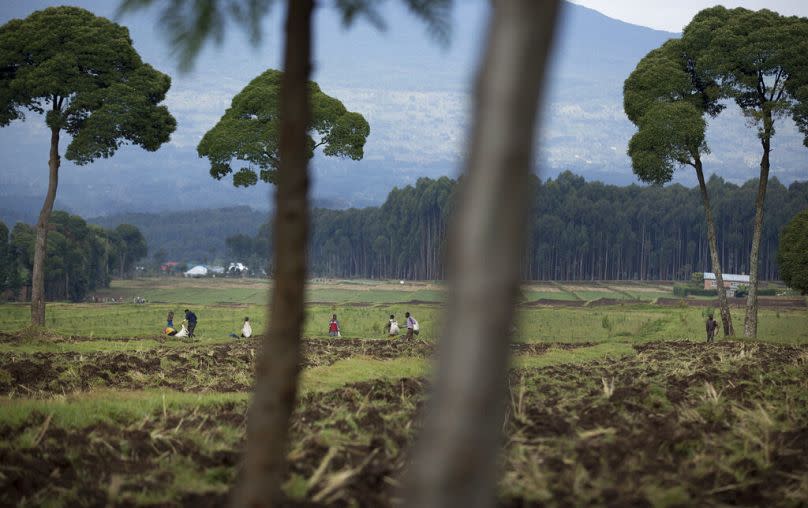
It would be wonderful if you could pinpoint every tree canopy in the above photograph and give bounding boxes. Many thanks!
[197,69,370,187]
[623,38,721,183]
[683,7,808,145]
[0,6,177,163]
[777,209,808,294]
[1,214,147,301]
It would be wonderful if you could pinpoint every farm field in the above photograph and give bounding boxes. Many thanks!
[1,278,807,506]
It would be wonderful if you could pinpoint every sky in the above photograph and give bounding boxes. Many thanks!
[569,0,808,31]
[0,1,806,218]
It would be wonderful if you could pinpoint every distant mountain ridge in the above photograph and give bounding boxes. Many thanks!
[0,1,805,220]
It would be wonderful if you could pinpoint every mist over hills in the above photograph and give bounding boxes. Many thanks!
[0,1,805,225]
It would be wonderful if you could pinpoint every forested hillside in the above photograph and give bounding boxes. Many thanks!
[231,172,807,281]
[1,212,147,302]
[90,206,267,263]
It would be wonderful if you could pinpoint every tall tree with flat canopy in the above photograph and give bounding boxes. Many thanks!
[0,7,176,326]
[118,0,447,504]
[684,7,808,338]
[624,38,735,336]
[198,69,369,187]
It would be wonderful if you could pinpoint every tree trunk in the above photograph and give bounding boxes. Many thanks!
[744,113,772,338]
[402,2,560,507]
[233,0,313,506]
[694,158,733,336]
[30,126,61,326]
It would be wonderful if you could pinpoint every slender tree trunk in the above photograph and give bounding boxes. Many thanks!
[233,0,313,505]
[694,158,733,336]
[744,113,772,338]
[30,126,61,326]
[403,2,559,507]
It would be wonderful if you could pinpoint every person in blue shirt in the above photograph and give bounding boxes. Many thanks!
[184,309,198,337]
[164,310,177,336]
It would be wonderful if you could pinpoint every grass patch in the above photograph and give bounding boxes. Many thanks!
[0,390,249,428]
[299,356,427,394]
[512,342,636,369]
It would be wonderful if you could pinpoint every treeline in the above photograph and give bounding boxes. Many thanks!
[229,172,808,281]
[90,206,267,263]
[0,212,147,302]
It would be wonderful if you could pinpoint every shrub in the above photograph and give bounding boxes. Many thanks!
[673,285,717,297]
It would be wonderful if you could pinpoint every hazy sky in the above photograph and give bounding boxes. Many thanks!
[568,0,808,31]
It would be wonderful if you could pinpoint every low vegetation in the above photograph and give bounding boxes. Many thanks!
[1,279,806,505]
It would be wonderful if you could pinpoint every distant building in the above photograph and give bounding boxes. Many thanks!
[184,265,208,277]
[228,262,248,275]
[703,272,750,290]
[160,261,180,272]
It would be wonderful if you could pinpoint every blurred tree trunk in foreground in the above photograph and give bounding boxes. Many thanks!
[234,0,313,505]
[403,1,560,507]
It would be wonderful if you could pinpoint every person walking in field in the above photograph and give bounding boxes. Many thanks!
[706,314,717,343]
[387,314,400,337]
[185,309,198,338]
[329,314,340,337]
[405,311,419,340]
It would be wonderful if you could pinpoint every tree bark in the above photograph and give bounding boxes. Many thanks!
[402,2,560,507]
[744,112,772,339]
[30,126,61,326]
[694,157,733,336]
[233,0,313,506]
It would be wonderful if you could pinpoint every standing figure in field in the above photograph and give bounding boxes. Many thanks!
[405,311,419,340]
[164,310,177,336]
[185,309,198,338]
[706,314,717,343]
[241,317,252,338]
[328,314,340,337]
[387,314,400,337]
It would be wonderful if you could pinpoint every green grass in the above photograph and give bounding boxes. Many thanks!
[2,301,806,353]
[0,302,266,341]
[299,356,428,394]
[0,389,249,428]
[512,342,636,369]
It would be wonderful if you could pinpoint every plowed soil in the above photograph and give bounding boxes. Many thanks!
[2,340,807,507]
[0,339,592,396]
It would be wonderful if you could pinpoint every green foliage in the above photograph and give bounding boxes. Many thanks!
[108,223,148,278]
[673,285,717,298]
[0,6,176,163]
[777,209,808,294]
[624,38,720,184]
[197,69,370,187]
[3,212,147,301]
[0,221,21,298]
[684,7,808,145]
[227,173,806,281]
[91,206,267,263]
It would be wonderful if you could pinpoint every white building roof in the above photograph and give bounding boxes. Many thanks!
[703,272,750,283]
[185,265,208,276]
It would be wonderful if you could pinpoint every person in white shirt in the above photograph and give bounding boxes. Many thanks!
[241,317,253,338]
[386,314,400,337]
